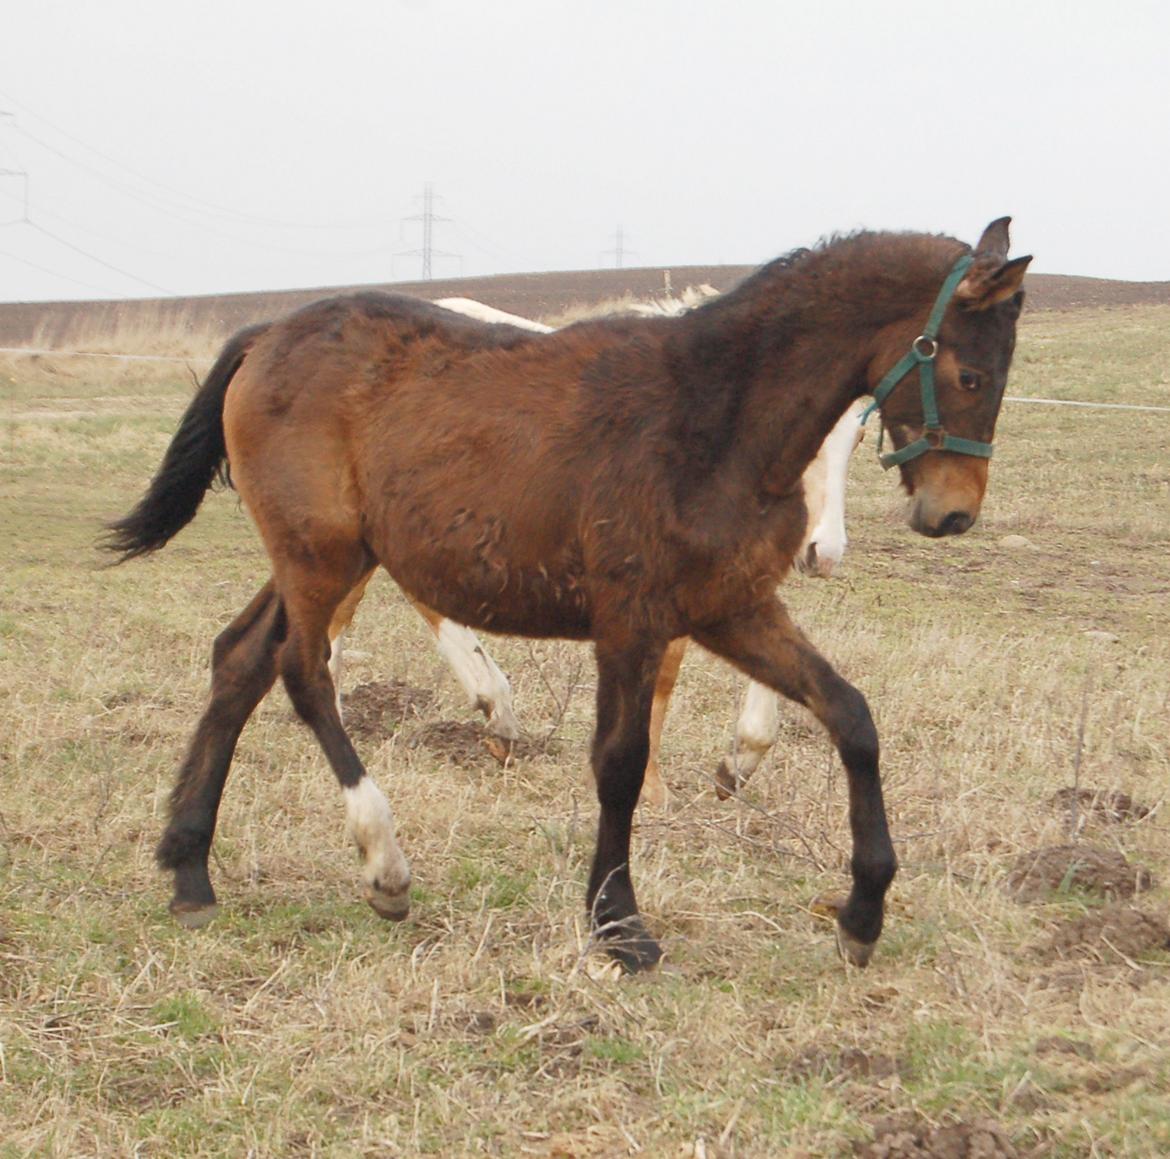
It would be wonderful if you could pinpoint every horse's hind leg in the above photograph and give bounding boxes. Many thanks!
[409,598,520,761]
[327,570,376,719]
[641,637,687,807]
[692,600,896,967]
[714,681,782,800]
[158,580,284,926]
[278,553,411,921]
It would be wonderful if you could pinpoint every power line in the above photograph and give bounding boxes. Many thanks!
[23,219,173,295]
[0,244,111,295]
[0,88,387,232]
[5,119,398,262]
[0,109,29,223]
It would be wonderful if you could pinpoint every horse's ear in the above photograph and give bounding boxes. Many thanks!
[956,254,1032,311]
[973,217,1012,259]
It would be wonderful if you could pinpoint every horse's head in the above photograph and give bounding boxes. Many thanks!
[866,218,1031,538]
[795,401,865,577]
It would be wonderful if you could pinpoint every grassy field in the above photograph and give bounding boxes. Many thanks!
[1,305,1168,1157]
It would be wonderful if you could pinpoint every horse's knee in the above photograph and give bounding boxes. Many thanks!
[832,683,878,769]
[593,733,650,812]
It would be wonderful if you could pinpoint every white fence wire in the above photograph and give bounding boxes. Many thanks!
[3,345,1168,413]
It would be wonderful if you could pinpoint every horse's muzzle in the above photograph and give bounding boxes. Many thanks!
[911,505,976,538]
[794,541,837,578]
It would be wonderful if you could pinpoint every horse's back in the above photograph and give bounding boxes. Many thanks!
[220,293,628,635]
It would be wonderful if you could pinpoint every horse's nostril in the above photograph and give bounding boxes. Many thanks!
[805,543,819,571]
[939,510,973,536]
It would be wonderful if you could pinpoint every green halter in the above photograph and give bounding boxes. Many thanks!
[859,253,994,470]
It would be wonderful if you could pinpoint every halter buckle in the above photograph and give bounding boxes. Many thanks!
[912,335,939,361]
[923,427,946,450]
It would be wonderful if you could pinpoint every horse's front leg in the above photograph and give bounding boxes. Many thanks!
[587,633,668,972]
[692,599,896,966]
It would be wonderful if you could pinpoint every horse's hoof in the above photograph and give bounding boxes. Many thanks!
[599,917,663,973]
[714,759,739,801]
[170,900,219,929]
[607,936,663,974]
[836,925,877,968]
[482,735,514,766]
[639,774,669,809]
[812,894,878,967]
[365,884,411,922]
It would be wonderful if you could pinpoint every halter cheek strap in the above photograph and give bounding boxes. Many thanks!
[858,253,994,470]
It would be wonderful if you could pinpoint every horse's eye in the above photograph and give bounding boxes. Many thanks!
[958,369,981,392]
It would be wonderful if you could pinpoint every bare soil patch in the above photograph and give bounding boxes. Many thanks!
[341,681,549,764]
[406,719,496,766]
[406,720,547,766]
[787,1044,905,1082]
[857,1116,1020,1158]
[1049,787,1151,824]
[1045,905,1170,962]
[340,678,434,739]
[1004,844,1154,902]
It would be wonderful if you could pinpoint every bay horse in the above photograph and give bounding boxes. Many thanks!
[327,296,865,802]
[105,219,1029,972]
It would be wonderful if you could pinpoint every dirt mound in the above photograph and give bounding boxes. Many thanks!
[786,1044,904,1082]
[857,1117,1019,1158]
[1005,844,1154,902]
[1046,906,1170,962]
[341,679,435,740]
[1050,788,1151,824]
[406,720,493,766]
[407,720,553,766]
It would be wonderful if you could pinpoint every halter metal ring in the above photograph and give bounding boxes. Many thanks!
[912,335,939,360]
[923,427,946,449]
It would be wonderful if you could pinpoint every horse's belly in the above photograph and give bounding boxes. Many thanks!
[383,523,599,636]
[392,562,594,640]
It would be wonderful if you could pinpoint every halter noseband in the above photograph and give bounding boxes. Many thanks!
[859,253,994,470]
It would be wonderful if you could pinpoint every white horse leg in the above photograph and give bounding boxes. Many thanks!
[410,601,520,758]
[715,680,782,799]
[329,626,346,720]
[344,775,412,919]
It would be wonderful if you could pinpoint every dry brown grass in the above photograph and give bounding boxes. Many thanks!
[1,304,1168,1156]
[2,309,222,406]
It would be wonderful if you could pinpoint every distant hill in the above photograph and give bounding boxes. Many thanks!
[2,265,1168,348]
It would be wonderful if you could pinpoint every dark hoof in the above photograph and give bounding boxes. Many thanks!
[365,884,411,922]
[599,918,663,973]
[836,925,877,968]
[170,900,219,929]
[811,894,879,967]
[714,758,739,800]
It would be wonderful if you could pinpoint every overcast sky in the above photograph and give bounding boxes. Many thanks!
[1,0,1167,303]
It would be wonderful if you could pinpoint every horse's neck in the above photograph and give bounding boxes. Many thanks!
[735,319,872,499]
[674,269,878,492]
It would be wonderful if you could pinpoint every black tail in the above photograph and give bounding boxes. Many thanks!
[101,323,270,563]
